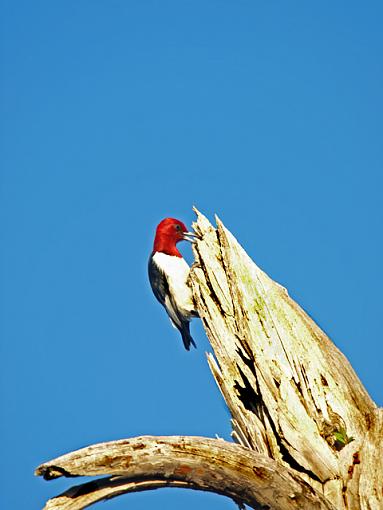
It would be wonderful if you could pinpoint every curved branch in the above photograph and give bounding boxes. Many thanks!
[35,435,335,510]
[37,478,195,510]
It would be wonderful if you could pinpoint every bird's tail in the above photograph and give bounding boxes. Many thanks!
[180,322,197,351]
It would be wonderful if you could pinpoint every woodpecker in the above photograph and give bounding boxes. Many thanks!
[148,218,198,350]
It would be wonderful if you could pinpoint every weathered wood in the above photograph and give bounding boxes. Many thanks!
[189,210,381,510]
[38,478,199,510]
[344,408,383,510]
[36,210,382,510]
[36,435,336,510]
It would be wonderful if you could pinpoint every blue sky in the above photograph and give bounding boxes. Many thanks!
[1,1,382,509]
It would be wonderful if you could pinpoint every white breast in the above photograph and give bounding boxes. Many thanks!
[152,252,195,317]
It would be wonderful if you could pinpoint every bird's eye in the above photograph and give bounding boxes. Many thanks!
[175,224,182,232]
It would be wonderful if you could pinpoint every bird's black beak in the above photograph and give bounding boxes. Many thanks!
[183,231,199,243]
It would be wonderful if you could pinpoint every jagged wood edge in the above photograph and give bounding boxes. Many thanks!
[190,209,381,510]
[35,435,336,510]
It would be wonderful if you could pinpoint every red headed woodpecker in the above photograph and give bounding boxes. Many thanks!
[148,218,198,350]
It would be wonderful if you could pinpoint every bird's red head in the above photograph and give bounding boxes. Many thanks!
[153,218,189,257]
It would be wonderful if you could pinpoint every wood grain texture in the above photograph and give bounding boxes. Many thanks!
[189,210,380,509]
[36,435,336,510]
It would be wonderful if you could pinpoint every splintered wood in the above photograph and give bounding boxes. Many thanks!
[190,209,381,510]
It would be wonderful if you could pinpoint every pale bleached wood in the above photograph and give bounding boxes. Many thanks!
[36,210,382,510]
[346,408,383,510]
[189,209,380,510]
[35,435,336,510]
[38,478,194,510]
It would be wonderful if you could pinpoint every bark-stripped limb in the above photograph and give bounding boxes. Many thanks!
[35,435,336,510]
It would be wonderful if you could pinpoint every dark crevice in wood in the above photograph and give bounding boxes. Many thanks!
[234,365,263,417]
[236,345,258,380]
[278,441,322,483]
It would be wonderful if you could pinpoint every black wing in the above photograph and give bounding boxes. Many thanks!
[148,255,168,307]
[148,256,196,350]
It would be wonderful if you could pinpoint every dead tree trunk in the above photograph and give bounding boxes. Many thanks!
[36,210,383,510]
